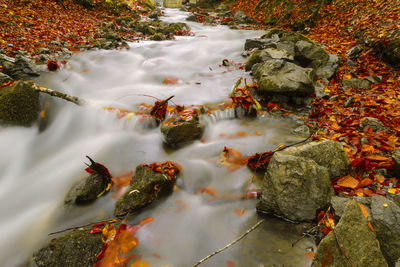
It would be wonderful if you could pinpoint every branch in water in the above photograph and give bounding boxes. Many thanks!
[192,219,265,267]
[33,84,84,106]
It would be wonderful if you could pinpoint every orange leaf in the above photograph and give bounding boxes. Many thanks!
[357,178,373,188]
[361,144,375,154]
[139,217,153,226]
[374,174,386,183]
[219,147,247,172]
[236,131,247,137]
[131,261,149,267]
[368,222,376,233]
[304,251,315,260]
[357,203,369,219]
[336,175,359,189]
[162,77,178,85]
[365,154,391,161]
[226,260,236,267]
[234,208,245,216]
[102,224,116,243]
[200,186,217,197]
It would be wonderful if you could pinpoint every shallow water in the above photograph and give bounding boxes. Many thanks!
[0,9,314,267]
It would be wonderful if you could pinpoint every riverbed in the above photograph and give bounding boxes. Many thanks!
[0,8,314,267]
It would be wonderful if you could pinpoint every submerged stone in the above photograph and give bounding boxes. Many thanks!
[0,80,40,126]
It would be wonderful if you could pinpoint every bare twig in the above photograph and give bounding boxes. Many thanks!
[324,208,354,267]
[48,218,119,236]
[33,84,83,106]
[192,219,265,267]
[291,225,320,247]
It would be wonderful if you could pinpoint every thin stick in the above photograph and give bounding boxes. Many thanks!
[33,84,83,106]
[192,219,265,267]
[325,209,354,267]
[48,218,118,236]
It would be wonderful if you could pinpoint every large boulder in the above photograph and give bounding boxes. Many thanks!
[0,72,13,84]
[295,40,329,70]
[312,200,388,267]
[160,117,204,147]
[282,139,349,179]
[0,81,40,126]
[370,196,400,266]
[33,225,105,267]
[330,196,400,266]
[315,54,340,79]
[0,54,40,79]
[257,152,333,221]
[114,164,180,217]
[252,59,315,96]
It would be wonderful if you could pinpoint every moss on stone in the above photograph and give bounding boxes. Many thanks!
[33,226,104,267]
[0,81,40,126]
[245,49,262,71]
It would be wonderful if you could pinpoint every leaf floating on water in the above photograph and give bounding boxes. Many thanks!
[219,147,248,172]
[200,186,217,197]
[162,77,179,85]
[234,208,245,217]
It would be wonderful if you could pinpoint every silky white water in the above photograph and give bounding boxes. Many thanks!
[0,9,314,267]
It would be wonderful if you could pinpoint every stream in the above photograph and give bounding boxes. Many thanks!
[0,8,315,267]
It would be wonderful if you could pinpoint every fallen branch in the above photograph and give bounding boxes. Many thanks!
[192,219,265,267]
[48,218,119,236]
[33,84,84,106]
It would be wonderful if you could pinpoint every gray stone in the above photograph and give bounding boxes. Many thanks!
[346,45,363,60]
[0,81,40,126]
[39,48,51,54]
[292,125,310,136]
[364,75,382,84]
[160,117,204,147]
[282,139,349,179]
[252,59,315,96]
[257,153,333,221]
[314,81,330,99]
[295,40,330,70]
[150,32,166,41]
[261,47,294,61]
[244,38,277,51]
[0,72,12,84]
[360,117,387,132]
[370,196,400,266]
[331,196,371,218]
[343,78,370,90]
[0,54,40,79]
[316,54,340,79]
[114,165,179,217]
[312,200,388,267]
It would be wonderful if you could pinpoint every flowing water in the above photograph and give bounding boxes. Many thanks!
[0,9,315,267]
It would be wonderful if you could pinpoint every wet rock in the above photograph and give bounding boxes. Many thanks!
[0,81,40,126]
[252,59,315,96]
[331,196,372,218]
[64,157,112,205]
[342,78,370,90]
[295,40,330,70]
[0,53,40,79]
[186,14,197,21]
[346,45,363,60]
[257,153,333,221]
[233,10,248,24]
[370,196,400,266]
[116,16,133,25]
[392,148,400,179]
[282,139,349,179]
[244,38,276,51]
[312,200,388,267]
[160,117,204,147]
[0,72,13,84]
[245,49,262,71]
[245,48,294,71]
[150,32,166,41]
[114,164,179,217]
[360,117,387,132]
[364,75,382,84]
[382,38,400,66]
[33,224,105,267]
[292,125,310,136]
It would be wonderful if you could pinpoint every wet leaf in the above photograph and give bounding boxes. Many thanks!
[219,147,248,172]
[200,186,217,197]
[234,208,245,216]
[336,175,359,189]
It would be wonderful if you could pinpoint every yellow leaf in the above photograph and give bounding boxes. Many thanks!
[126,112,134,121]
[388,188,397,194]
[102,223,116,243]
[253,99,262,110]
[131,261,149,267]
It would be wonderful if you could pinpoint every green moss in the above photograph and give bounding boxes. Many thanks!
[33,226,104,267]
[150,33,166,41]
[245,49,262,71]
[116,16,133,25]
[0,81,40,126]
[144,0,155,10]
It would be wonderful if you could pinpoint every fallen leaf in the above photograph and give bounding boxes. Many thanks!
[336,175,359,189]
[234,208,245,216]
[219,147,248,171]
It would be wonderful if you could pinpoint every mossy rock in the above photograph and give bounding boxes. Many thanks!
[245,49,262,71]
[33,224,113,267]
[150,33,166,41]
[116,16,133,25]
[114,165,179,217]
[160,117,204,148]
[0,81,40,126]
[144,0,155,10]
